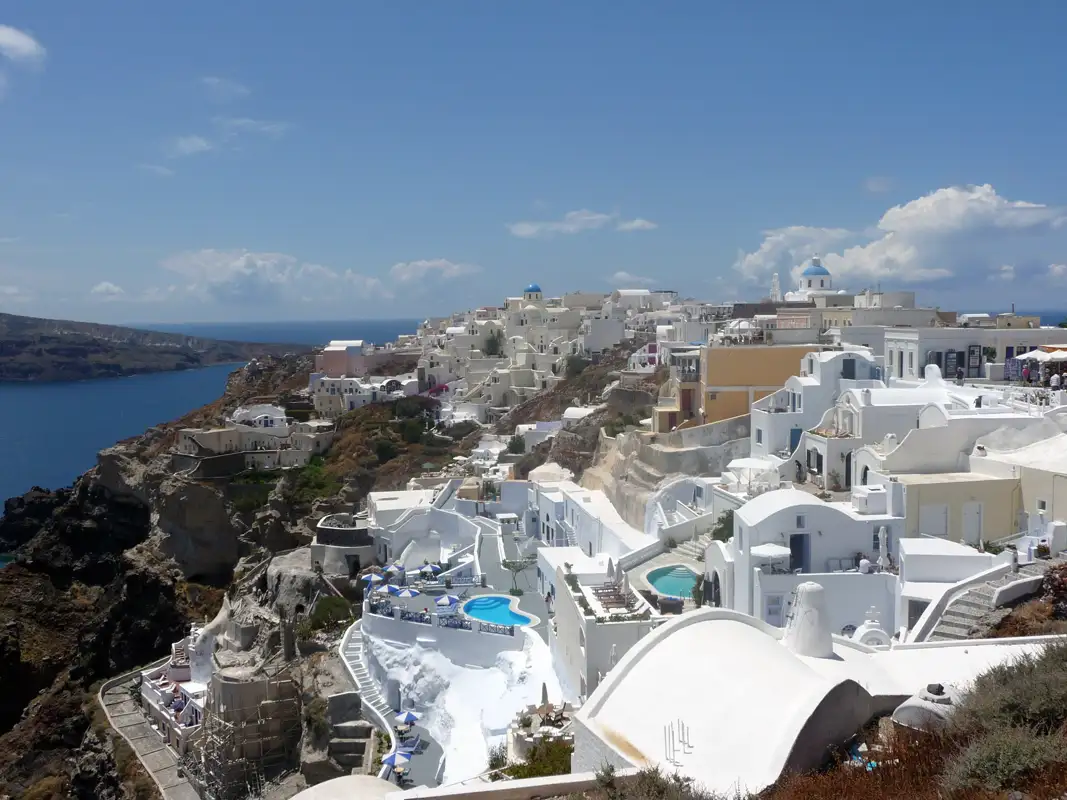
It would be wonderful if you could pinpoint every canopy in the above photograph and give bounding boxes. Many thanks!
[1048,350,1067,362]
[751,543,792,559]
[374,584,393,595]
[420,564,442,574]
[435,594,459,607]
[1014,349,1053,363]
[384,564,402,574]
[382,752,410,767]
[396,588,421,598]
[727,457,776,473]
[395,710,420,724]
[360,573,383,584]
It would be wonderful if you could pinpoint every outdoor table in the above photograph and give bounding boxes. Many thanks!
[396,723,411,736]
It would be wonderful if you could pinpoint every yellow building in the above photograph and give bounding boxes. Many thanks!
[893,472,1020,545]
[698,343,825,424]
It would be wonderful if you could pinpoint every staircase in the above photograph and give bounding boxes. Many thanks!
[327,719,375,772]
[927,562,1049,642]
[341,624,393,722]
[676,533,712,560]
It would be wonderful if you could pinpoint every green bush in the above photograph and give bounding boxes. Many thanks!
[565,355,590,378]
[711,510,734,542]
[487,742,508,771]
[503,739,572,780]
[373,438,399,463]
[941,726,1067,794]
[507,435,525,454]
[285,456,341,506]
[401,418,424,444]
[308,596,353,630]
[232,485,271,513]
[303,696,330,741]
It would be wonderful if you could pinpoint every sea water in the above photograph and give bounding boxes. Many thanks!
[0,319,421,506]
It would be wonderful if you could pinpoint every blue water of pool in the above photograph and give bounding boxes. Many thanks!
[463,595,533,626]
[646,565,699,598]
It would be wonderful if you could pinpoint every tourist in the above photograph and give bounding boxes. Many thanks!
[1023,365,1030,385]
[1052,372,1062,390]
[955,365,964,385]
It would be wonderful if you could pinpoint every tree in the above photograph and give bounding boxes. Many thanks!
[373,438,398,463]
[484,329,506,357]
[1059,320,1067,329]
[565,355,590,378]
[401,418,424,444]
[711,509,734,542]
[507,434,525,454]
[691,574,705,606]
[501,557,536,595]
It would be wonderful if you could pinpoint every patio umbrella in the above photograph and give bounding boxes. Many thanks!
[397,588,421,599]
[386,585,403,596]
[374,584,393,595]
[385,564,402,574]
[360,573,383,584]
[421,564,442,575]
[395,710,420,724]
[382,752,411,768]
[605,558,615,582]
[751,543,791,559]
[435,594,460,607]
[1048,350,1067,362]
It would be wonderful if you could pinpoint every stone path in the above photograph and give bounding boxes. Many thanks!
[99,680,200,800]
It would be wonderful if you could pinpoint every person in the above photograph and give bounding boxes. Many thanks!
[955,365,964,385]
[1053,371,1062,390]
[1023,365,1030,385]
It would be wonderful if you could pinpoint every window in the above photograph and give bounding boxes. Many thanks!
[888,350,894,366]
[908,352,914,371]
[872,530,880,552]
[1038,500,1048,512]
[796,515,806,529]
[756,429,764,444]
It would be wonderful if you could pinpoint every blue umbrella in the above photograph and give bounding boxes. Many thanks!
[421,564,442,574]
[385,564,402,574]
[374,584,393,595]
[397,588,421,599]
[382,751,411,767]
[386,585,403,596]
[360,573,383,584]
[435,594,460,607]
[395,710,420,724]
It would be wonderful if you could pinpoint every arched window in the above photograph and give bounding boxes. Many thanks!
[861,466,869,485]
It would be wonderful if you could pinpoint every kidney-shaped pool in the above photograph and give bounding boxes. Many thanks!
[645,564,700,599]
[462,595,533,626]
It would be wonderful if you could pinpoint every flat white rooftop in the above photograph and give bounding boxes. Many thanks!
[369,489,436,513]
[897,537,980,557]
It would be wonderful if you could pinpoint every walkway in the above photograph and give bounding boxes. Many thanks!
[98,678,200,800]
[479,532,549,641]
[341,622,443,787]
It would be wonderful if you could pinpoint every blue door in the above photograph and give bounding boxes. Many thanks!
[789,428,802,453]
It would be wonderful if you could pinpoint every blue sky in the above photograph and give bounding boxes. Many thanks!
[3,2,1067,324]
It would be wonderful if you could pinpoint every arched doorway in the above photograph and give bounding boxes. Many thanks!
[844,452,852,489]
[861,465,870,486]
[709,571,722,608]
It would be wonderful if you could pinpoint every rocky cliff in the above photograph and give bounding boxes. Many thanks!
[0,355,316,798]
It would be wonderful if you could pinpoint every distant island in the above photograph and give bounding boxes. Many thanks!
[0,312,312,382]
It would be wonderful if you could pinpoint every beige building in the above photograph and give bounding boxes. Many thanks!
[890,472,1020,545]
[698,343,826,424]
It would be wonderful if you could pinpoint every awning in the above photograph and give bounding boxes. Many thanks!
[751,543,792,559]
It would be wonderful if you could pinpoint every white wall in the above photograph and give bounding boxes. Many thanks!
[753,570,897,633]
[362,606,525,669]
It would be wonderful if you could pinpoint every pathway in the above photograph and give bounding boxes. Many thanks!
[340,622,443,787]
[98,678,200,800]
[928,560,1055,642]
[479,532,549,642]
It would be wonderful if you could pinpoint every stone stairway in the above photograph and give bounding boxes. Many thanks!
[328,719,375,771]
[341,625,393,721]
[928,562,1050,642]
[676,533,712,561]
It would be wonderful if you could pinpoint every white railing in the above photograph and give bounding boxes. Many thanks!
[907,560,1011,643]
[338,620,396,780]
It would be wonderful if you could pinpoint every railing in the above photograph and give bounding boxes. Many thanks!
[478,622,516,636]
[438,616,473,631]
[399,610,433,625]
[338,621,396,781]
[907,560,1011,643]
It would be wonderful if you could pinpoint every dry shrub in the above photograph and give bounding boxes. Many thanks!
[993,599,1067,638]
[22,775,70,800]
[940,726,1067,795]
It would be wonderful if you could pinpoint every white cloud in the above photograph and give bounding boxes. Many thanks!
[165,135,213,158]
[162,249,392,303]
[0,25,46,64]
[733,184,1067,289]
[138,163,174,177]
[616,218,658,232]
[214,116,290,139]
[90,281,125,298]
[863,176,894,194]
[201,76,249,103]
[607,270,654,286]
[389,259,480,283]
[1049,264,1067,280]
[991,264,1015,281]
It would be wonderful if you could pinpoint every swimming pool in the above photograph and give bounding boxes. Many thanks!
[646,564,699,599]
[462,595,533,626]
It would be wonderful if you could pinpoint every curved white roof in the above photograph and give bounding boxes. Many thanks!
[735,488,822,526]
[290,775,395,800]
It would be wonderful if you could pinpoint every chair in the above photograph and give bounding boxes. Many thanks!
[399,734,421,753]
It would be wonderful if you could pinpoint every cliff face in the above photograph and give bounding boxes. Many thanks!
[0,355,316,797]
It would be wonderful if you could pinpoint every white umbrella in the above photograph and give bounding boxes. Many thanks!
[360,573,383,584]
[1047,350,1067,362]
[1021,349,1053,362]
[385,564,402,574]
[397,588,421,599]
[374,584,393,595]
[435,594,459,607]
[751,542,791,559]
[605,558,615,582]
